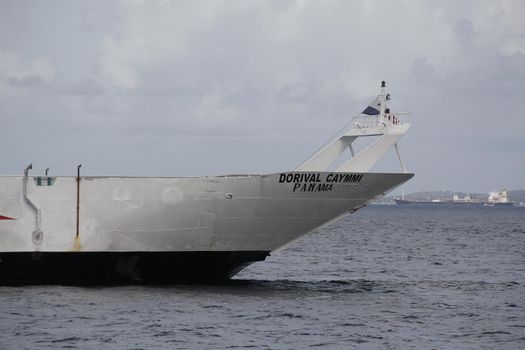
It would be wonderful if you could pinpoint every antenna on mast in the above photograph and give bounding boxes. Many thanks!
[380,81,386,117]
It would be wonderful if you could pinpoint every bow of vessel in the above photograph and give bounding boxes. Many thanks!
[0,82,414,284]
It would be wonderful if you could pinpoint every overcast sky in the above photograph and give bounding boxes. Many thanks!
[1,0,524,194]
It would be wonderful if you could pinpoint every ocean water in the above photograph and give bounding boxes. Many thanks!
[1,205,524,349]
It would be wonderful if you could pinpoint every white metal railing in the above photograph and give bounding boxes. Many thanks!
[391,112,411,126]
[296,110,411,170]
[352,112,411,129]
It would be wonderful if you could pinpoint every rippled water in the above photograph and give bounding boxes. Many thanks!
[1,205,524,349]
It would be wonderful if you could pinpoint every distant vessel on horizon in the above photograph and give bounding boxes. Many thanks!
[394,190,514,207]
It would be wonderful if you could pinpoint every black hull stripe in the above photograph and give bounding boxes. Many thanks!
[0,251,269,285]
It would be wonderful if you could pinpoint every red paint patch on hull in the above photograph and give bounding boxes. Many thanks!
[0,215,15,220]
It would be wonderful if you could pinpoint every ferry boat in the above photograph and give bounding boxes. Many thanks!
[0,82,413,284]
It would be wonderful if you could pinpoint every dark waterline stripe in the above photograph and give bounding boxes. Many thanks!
[0,251,270,285]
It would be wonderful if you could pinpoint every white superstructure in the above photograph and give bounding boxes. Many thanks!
[297,81,410,173]
[487,190,513,206]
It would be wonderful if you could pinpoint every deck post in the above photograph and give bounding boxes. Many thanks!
[394,143,407,173]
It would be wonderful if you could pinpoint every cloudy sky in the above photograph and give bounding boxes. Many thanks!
[1,0,524,194]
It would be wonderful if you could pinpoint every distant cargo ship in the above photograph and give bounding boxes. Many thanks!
[393,198,484,206]
[394,190,514,207]
[394,198,448,205]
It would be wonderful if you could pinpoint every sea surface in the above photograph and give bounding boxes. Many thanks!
[1,205,524,349]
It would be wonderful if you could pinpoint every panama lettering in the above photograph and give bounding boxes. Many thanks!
[279,173,363,192]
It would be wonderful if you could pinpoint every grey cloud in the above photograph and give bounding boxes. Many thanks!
[1,0,524,192]
[276,82,311,104]
[411,58,437,83]
[59,79,105,96]
[497,52,525,81]
[1,74,45,87]
[454,18,478,47]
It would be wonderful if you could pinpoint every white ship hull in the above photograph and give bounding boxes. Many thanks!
[0,172,412,283]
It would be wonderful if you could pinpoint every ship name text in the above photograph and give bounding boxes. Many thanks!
[278,173,363,192]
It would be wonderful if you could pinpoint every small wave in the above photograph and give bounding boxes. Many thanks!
[227,278,401,295]
[309,342,338,347]
[481,330,512,335]
[340,323,366,327]
[275,312,303,319]
[48,336,84,343]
